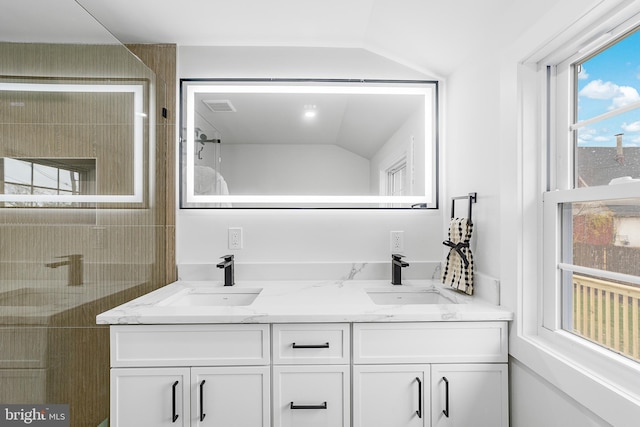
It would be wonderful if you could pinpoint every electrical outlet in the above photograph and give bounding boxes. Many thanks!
[228,227,243,250]
[391,231,404,253]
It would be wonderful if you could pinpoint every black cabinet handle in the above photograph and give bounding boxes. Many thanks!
[442,377,450,418]
[292,342,330,349]
[199,380,206,422]
[290,402,328,410]
[171,381,179,423]
[415,377,422,418]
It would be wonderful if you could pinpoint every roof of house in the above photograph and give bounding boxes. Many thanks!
[577,147,640,187]
[577,147,640,217]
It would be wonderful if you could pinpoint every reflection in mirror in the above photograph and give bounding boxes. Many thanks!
[0,80,145,206]
[181,80,437,208]
[1,158,96,207]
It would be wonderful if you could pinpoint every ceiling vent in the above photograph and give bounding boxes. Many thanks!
[202,99,236,113]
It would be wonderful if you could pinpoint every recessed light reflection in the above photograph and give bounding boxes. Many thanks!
[303,104,317,119]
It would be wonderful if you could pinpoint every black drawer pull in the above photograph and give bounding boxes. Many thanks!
[199,380,206,422]
[442,377,450,418]
[292,342,330,349]
[171,381,179,423]
[290,402,328,410]
[415,377,422,418]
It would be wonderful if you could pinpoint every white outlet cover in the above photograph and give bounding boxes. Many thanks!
[228,227,243,250]
[391,230,404,252]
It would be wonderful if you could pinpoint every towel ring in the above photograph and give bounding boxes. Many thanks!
[451,192,477,221]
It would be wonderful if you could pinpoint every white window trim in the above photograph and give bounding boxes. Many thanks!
[510,1,640,424]
[379,149,413,196]
[541,185,640,387]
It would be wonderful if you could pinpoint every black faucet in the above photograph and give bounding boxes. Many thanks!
[45,254,83,286]
[216,255,235,286]
[391,254,409,285]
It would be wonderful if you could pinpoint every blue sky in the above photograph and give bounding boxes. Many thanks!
[577,29,640,147]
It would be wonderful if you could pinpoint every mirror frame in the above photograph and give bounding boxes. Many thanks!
[0,81,146,205]
[181,79,438,209]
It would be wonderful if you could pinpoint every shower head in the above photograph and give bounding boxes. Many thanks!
[198,134,222,144]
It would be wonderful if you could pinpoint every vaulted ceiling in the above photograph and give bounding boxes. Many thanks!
[2,0,561,77]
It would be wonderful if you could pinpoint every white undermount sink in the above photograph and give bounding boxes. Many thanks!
[366,288,455,305]
[158,287,262,307]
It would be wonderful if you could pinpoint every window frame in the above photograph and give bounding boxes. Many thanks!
[1,158,98,208]
[3,158,87,195]
[540,14,640,402]
[387,160,408,197]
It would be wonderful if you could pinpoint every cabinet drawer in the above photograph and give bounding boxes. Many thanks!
[273,365,350,427]
[110,324,270,367]
[353,322,507,364]
[272,323,350,365]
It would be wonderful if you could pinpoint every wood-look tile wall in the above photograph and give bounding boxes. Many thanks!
[126,44,177,283]
[1,91,136,196]
[0,42,176,427]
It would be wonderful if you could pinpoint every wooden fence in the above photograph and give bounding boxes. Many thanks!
[573,274,640,361]
[573,243,640,277]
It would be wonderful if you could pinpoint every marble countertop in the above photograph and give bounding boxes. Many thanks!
[96,279,513,324]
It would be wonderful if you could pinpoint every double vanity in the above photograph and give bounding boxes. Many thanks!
[98,278,512,427]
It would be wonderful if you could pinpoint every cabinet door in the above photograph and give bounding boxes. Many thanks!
[353,365,430,427]
[273,365,350,427]
[191,366,270,427]
[431,364,508,427]
[111,367,190,427]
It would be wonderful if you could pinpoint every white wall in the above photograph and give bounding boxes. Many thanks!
[445,55,501,279]
[177,46,444,270]
[220,144,370,196]
[510,358,610,427]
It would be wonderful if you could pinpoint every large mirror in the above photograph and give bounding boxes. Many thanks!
[0,80,147,207]
[180,80,438,208]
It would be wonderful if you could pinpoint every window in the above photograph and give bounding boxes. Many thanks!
[1,158,96,207]
[386,159,408,197]
[544,27,640,363]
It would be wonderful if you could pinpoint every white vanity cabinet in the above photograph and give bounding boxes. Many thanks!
[272,323,351,427]
[352,322,509,427]
[107,321,509,426]
[108,324,271,427]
